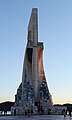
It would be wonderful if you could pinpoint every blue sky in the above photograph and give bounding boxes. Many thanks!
[0,0,72,104]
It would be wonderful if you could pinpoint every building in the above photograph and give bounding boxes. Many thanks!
[11,8,53,115]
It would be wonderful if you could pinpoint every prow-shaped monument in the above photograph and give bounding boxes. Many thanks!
[11,8,53,115]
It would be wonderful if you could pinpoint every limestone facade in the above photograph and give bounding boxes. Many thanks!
[11,8,53,115]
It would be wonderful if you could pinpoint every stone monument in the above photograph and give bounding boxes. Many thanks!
[11,8,53,115]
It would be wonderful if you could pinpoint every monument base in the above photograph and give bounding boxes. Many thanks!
[11,101,53,115]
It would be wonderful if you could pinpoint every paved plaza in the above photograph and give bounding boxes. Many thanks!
[0,115,72,120]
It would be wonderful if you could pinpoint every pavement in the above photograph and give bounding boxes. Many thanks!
[0,115,72,120]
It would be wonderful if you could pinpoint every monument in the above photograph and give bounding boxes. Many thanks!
[11,8,53,115]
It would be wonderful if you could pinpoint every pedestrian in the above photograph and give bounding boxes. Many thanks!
[69,110,71,117]
[63,109,66,117]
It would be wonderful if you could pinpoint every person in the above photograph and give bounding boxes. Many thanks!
[28,109,31,116]
[69,110,71,117]
[63,109,66,117]
[25,110,27,116]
